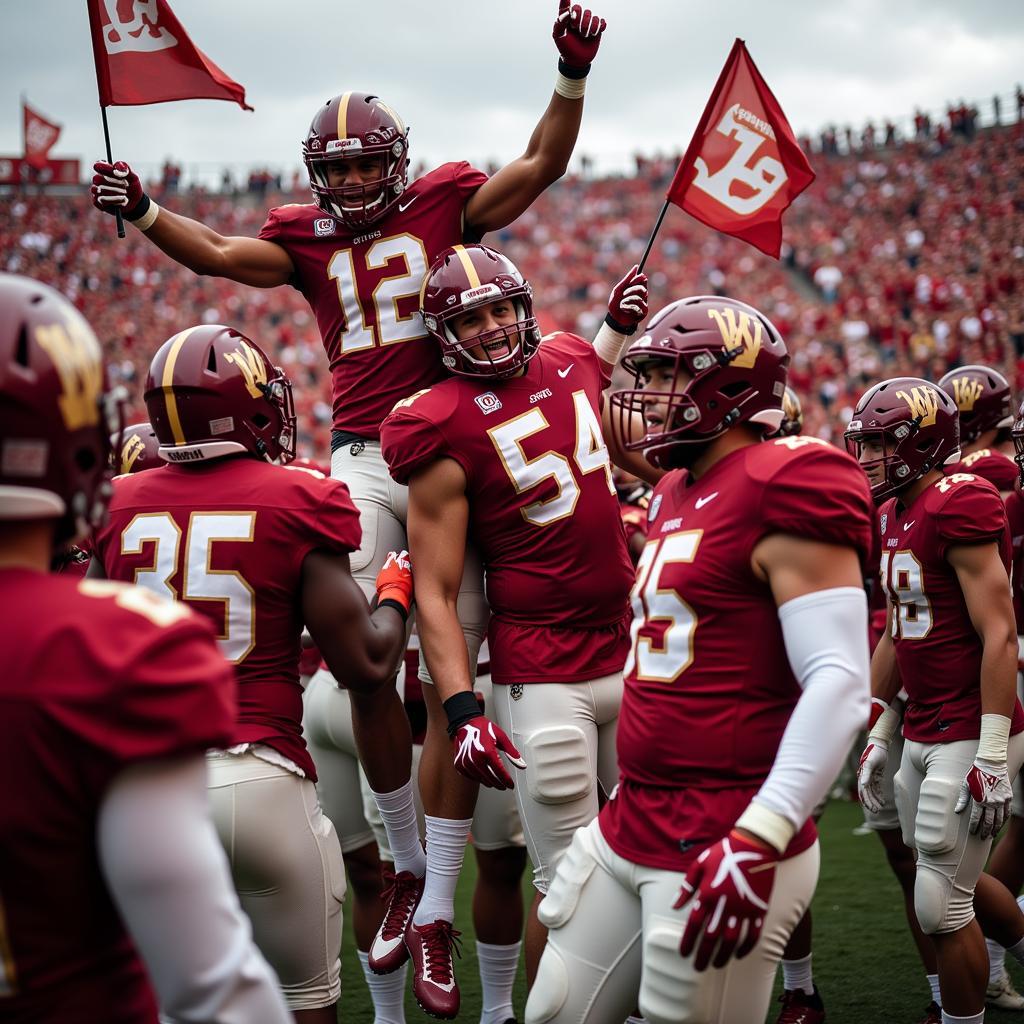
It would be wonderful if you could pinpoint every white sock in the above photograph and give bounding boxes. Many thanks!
[358,950,407,1024]
[941,1011,984,1023]
[412,815,472,927]
[477,940,520,1024]
[781,953,813,995]
[986,936,1006,983]
[371,781,426,878]
[927,973,942,1006]
[1006,933,1024,968]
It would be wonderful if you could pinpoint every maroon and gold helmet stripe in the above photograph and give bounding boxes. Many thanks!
[452,245,483,289]
[160,327,199,445]
[336,91,353,140]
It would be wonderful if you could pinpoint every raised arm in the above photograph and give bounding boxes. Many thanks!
[91,161,294,288]
[463,1,606,234]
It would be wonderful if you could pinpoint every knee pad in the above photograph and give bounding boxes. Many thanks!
[537,822,600,930]
[525,943,569,1024]
[913,776,960,856]
[640,917,697,1024]
[914,863,974,935]
[525,725,592,806]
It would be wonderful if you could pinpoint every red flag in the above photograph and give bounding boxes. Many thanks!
[22,101,62,170]
[86,0,252,110]
[667,39,813,259]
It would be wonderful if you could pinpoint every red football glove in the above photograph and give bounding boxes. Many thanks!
[91,160,147,219]
[674,830,778,971]
[606,265,649,335]
[552,0,606,71]
[375,549,413,618]
[451,715,526,790]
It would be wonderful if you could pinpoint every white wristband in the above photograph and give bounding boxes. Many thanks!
[554,72,586,100]
[977,713,1011,762]
[593,321,629,366]
[132,199,161,232]
[868,706,901,746]
[735,801,794,855]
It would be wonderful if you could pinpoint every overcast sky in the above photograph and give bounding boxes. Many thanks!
[2,0,1022,183]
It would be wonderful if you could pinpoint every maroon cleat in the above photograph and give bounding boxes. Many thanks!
[405,917,462,1019]
[775,985,826,1024]
[367,869,423,975]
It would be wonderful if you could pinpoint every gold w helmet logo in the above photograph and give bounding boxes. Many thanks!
[895,386,939,427]
[952,376,984,412]
[34,318,103,431]
[707,307,762,369]
[224,341,268,399]
[120,433,145,474]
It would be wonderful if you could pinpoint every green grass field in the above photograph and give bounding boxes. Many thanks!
[337,800,1024,1023]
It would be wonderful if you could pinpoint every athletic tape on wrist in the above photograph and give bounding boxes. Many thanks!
[735,801,794,854]
[977,713,1011,762]
[554,71,587,100]
[593,319,630,365]
[131,199,160,232]
[868,705,901,746]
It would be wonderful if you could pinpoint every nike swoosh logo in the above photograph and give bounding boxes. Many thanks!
[397,195,419,213]
[694,492,719,509]
[557,364,574,378]
[904,521,916,529]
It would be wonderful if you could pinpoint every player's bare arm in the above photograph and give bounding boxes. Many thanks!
[300,549,409,693]
[91,161,294,288]
[463,1,605,233]
[868,612,903,706]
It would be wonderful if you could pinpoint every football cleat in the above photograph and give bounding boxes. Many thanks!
[405,917,462,1019]
[917,1002,941,1024]
[774,985,826,1024]
[987,968,1024,1009]
[368,870,424,975]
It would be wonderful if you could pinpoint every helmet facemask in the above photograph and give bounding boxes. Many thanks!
[305,137,408,228]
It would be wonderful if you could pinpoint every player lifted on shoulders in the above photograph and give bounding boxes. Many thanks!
[525,296,873,1024]
[848,377,1024,1024]
[0,275,290,1023]
[380,245,646,1015]
[91,9,611,995]
[90,324,411,1024]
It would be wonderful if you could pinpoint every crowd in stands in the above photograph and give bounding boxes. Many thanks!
[2,100,1022,460]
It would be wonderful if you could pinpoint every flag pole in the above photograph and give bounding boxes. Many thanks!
[99,104,125,239]
[638,198,671,274]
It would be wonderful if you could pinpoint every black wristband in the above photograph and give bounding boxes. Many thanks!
[124,193,152,223]
[443,691,481,738]
[377,597,409,623]
[557,58,591,80]
[605,311,638,336]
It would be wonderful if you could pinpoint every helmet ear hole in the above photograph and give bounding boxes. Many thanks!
[251,413,270,429]
[15,326,29,368]
[206,347,218,373]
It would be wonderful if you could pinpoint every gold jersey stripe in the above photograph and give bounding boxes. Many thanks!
[161,327,198,445]
[452,244,482,289]
[337,91,353,141]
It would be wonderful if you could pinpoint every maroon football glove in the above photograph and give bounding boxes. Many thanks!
[552,0,606,71]
[606,265,649,335]
[449,710,526,790]
[674,830,778,971]
[91,160,148,220]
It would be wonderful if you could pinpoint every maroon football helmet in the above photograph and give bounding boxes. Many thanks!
[302,92,409,228]
[938,364,1013,445]
[767,385,803,438]
[421,244,541,379]
[114,421,162,475]
[609,296,789,469]
[0,273,120,545]
[844,377,960,503]
[144,325,296,465]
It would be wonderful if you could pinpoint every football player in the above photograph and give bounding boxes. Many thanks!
[89,2,609,976]
[90,324,412,1024]
[0,275,290,1023]
[939,365,1016,495]
[526,296,873,1024]
[848,377,1024,1024]
[380,245,647,1015]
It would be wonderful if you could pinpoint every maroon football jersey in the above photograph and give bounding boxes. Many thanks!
[0,569,233,1023]
[878,472,1024,743]
[259,162,488,438]
[1006,490,1024,634]
[946,448,1018,492]
[93,457,361,780]
[381,332,633,685]
[599,436,873,871]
